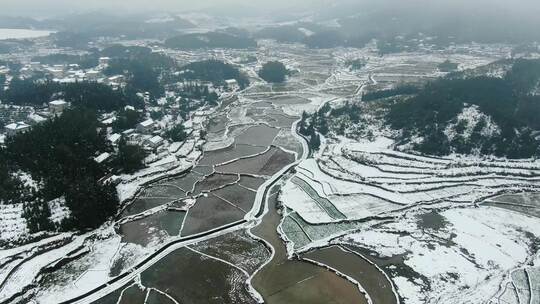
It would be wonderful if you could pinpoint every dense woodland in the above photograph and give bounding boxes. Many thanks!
[0,108,127,231]
[388,59,540,158]
[1,80,144,111]
[258,61,289,83]
[178,60,250,89]
[305,59,540,159]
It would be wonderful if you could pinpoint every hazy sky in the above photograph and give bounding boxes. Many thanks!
[2,0,540,19]
[2,0,329,17]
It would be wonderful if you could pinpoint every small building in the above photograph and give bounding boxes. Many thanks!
[108,133,121,145]
[5,122,30,137]
[136,119,155,134]
[86,70,100,81]
[145,135,164,149]
[225,79,239,91]
[28,113,47,125]
[99,57,111,66]
[94,152,111,164]
[46,67,65,79]
[49,100,68,115]
[122,128,135,136]
[30,62,41,70]
[107,75,125,84]
[100,116,117,126]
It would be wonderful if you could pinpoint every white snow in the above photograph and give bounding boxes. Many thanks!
[342,206,540,304]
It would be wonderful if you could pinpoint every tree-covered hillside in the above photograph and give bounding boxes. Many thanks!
[1,80,144,111]
[387,59,540,158]
[178,60,250,89]
[2,108,119,231]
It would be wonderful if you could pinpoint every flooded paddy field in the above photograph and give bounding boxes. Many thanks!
[216,146,295,176]
[191,230,270,274]
[192,173,239,194]
[212,184,257,212]
[181,195,245,236]
[198,144,268,166]
[251,187,368,304]
[119,210,185,247]
[140,247,256,304]
[117,284,146,304]
[304,245,398,304]
[238,175,266,190]
[145,290,176,304]
[235,125,281,147]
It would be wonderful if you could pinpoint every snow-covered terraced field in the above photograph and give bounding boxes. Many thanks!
[281,138,540,224]
[279,137,540,304]
[339,207,540,304]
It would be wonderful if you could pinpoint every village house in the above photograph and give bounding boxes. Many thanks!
[27,113,47,125]
[107,133,121,145]
[94,152,111,164]
[145,135,164,149]
[49,100,68,115]
[5,122,30,137]
[99,57,111,66]
[46,67,65,79]
[30,62,41,70]
[85,70,100,81]
[136,119,155,134]
[225,79,239,91]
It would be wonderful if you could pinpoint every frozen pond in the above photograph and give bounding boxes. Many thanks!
[0,28,54,40]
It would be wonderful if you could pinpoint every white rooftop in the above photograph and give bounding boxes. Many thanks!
[28,113,47,123]
[139,119,154,127]
[49,100,67,106]
[148,136,164,144]
[108,133,121,143]
[5,122,30,130]
[94,152,111,164]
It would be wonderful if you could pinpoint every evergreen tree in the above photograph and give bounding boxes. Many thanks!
[113,139,146,174]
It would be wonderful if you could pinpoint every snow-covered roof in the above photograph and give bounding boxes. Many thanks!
[108,75,124,81]
[5,122,30,131]
[122,128,135,135]
[94,152,111,164]
[101,117,116,125]
[108,133,121,143]
[147,136,164,145]
[49,100,67,106]
[225,79,238,85]
[139,119,154,127]
[28,113,47,123]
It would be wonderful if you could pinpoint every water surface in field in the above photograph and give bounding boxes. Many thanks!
[251,186,368,304]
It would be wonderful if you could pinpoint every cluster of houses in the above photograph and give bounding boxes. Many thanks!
[15,57,127,89]
[2,99,68,138]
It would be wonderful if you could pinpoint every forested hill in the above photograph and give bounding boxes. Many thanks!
[387,59,540,158]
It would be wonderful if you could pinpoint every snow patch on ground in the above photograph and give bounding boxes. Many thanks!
[444,105,500,141]
[342,206,540,304]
